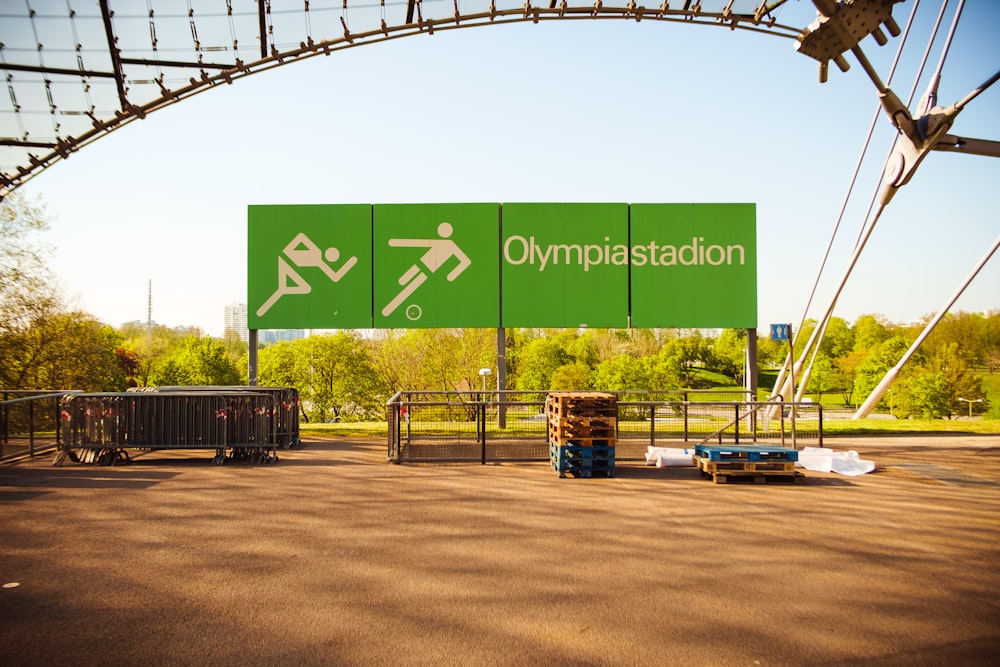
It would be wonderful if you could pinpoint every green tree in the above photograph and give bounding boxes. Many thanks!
[854,336,914,410]
[0,191,58,335]
[151,335,242,386]
[549,362,591,390]
[900,371,951,419]
[301,332,386,421]
[929,342,987,418]
[590,354,651,392]
[852,314,891,353]
[257,339,306,389]
[805,354,838,402]
[0,310,125,390]
[834,349,867,406]
[514,336,574,390]
[120,322,191,387]
[819,316,855,358]
[656,331,710,386]
[710,328,746,384]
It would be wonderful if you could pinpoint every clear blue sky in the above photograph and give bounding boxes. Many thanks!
[20,1,1000,337]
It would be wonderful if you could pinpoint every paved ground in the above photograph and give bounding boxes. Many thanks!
[1,434,998,666]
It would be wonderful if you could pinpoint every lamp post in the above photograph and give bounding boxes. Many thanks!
[478,367,492,394]
[957,397,983,419]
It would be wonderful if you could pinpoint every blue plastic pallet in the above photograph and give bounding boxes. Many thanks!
[549,442,616,478]
[695,444,798,463]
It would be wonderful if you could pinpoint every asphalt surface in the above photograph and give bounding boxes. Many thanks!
[1,434,998,666]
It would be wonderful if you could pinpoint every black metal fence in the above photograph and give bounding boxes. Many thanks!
[128,386,301,449]
[386,389,823,463]
[0,391,68,462]
[56,387,301,465]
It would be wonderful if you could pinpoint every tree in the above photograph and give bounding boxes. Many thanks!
[656,331,710,386]
[710,328,746,384]
[854,336,914,410]
[301,332,386,421]
[805,354,838,402]
[852,314,891,353]
[257,339,306,389]
[0,310,125,390]
[590,354,651,392]
[151,335,242,386]
[900,371,951,419]
[0,191,58,335]
[819,316,855,359]
[514,335,574,390]
[119,322,192,387]
[834,349,867,406]
[928,342,987,418]
[549,362,591,390]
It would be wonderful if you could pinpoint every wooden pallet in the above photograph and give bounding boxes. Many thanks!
[545,392,617,419]
[548,423,616,447]
[706,470,806,485]
[548,415,617,429]
[694,457,797,474]
[693,457,804,484]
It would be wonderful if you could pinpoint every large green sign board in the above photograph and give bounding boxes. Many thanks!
[373,203,499,327]
[630,203,756,328]
[248,204,373,329]
[248,202,757,329]
[501,202,629,328]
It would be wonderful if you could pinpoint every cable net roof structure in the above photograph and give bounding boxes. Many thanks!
[0,0,830,197]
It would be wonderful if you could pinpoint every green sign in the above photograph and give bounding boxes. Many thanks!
[373,203,499,327]
[248,202,757,330]
[501,202,629,328]
[248,204,373,329]
[629,203,756,328]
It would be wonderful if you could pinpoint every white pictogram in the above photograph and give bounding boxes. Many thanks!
[382,222,471,318]
[257,232,358,317]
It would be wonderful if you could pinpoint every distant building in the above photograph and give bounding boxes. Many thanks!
[260,329,306,345]
[224,303,306,344]
[224,303,249,343]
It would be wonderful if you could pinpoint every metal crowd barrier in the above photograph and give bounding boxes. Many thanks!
[129,386,301,449]
[57,387,300,466]
[386,390,823,464]
[1,391,69,462]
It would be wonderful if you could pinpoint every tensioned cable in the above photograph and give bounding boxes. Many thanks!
[768,0,921,400]
[793,0,970,404]
[796,0,947,397]
[795,1,920,328]
[852,0,951,249]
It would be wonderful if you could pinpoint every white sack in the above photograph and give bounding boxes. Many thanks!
[796,447,875,476]
[645,446,695,467]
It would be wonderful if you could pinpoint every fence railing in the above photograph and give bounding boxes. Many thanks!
[0,391,69,462]
[56,388,301,465]
[386,389,822,463]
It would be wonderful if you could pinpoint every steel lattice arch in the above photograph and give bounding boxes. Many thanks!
[0,0,910,197]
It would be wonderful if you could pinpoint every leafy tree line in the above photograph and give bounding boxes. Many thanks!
[2,192,997,421]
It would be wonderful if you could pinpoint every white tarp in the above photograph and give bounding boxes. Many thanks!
[795,447,875,476]
[645,447,696,467]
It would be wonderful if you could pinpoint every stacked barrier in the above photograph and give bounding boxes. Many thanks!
[131,386,301,450]
[56,387,300,466]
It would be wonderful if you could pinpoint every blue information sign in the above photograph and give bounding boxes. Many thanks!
[770,323,790,341]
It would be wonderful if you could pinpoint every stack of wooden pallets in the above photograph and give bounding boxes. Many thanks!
[546,392,617,478]
[693,444,803,484]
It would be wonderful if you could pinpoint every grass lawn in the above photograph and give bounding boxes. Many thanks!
[302,416,1000,439]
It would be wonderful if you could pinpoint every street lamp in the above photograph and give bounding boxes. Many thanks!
[957,397,984,419]
[478,367,492,393]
